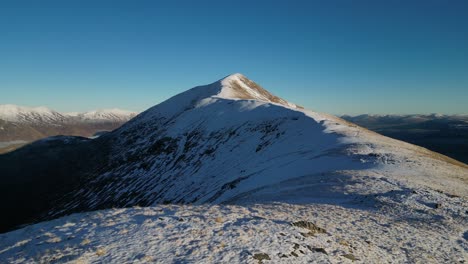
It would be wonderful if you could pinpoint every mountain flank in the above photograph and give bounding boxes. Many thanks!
[0,74,467,263]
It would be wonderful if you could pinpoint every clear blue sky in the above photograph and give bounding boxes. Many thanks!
[1,0,467,115]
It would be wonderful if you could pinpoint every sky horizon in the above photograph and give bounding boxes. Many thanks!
[1,0,467,115]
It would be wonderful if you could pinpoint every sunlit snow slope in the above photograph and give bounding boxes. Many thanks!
[45,73,467,215]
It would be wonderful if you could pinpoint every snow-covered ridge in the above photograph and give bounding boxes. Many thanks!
[0,104,137,124]
[65,109,138,122]
[81,72,467,210]
[136,73,301,122]
[0,104,66,123]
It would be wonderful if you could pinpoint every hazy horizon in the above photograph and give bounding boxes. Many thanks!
[1,1,467,115]
[2,92,468,117]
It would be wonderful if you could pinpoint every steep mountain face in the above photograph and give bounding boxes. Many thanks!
[0,106,137,153]
[0,74,467,234]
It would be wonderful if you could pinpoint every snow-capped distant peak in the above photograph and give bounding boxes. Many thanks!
[0,104,137,124]
[0,104,64,123]
[71,109,138,122]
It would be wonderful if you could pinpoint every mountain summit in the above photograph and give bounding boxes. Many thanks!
[138,74,299,121]
[215,73,300,108]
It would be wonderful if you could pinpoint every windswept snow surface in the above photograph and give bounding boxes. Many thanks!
[1,74,467,263]
[1,201,467,263]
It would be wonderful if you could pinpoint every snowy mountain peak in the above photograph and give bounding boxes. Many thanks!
[136,74,302,121]
[217,73,300,108]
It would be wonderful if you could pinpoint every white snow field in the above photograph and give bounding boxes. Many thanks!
[0,74,467,263]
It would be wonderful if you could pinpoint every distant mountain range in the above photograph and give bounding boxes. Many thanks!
[341,113,468,129]
[0,105,137,153]
[341,114,468,163]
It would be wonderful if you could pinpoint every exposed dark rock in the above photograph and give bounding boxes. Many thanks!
[342,253,357,261]
[307,246,328,255]
[252,253,270,263]
[292,221,327,235]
